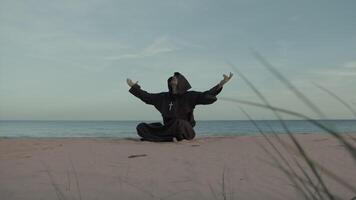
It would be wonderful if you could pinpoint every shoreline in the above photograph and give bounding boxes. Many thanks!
[1,134,355,199]
[1,131,355,140]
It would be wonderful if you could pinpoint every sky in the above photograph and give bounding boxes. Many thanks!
[0,0,355,120]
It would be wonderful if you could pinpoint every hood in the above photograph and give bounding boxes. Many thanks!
[167,72,191,94]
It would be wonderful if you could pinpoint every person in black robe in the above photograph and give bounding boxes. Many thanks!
[127,72,233,142]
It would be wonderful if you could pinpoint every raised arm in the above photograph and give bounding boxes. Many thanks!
[127,78,160,105]
[195,73,233,105]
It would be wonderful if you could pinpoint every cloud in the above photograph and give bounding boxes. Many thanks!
[142,37,178,56]
[344,61,356,69]
[328,71,356,76]
[313,61,356,78]
[103,36,179,61]
[318,69,356,77]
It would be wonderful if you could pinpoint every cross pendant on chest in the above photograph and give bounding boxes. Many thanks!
[169,102,173,111]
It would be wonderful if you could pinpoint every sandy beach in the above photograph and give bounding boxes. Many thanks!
[1,134,355,200]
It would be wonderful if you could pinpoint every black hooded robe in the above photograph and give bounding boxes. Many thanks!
[129,72,223,142]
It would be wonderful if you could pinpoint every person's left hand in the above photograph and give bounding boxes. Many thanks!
[126,78,138,87]
[219,72,233,86]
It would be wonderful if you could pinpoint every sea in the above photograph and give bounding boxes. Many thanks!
[0,120,355,138]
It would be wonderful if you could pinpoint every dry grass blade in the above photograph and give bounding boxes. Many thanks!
[264,121,356,195]
[41,160,66,200]
[251,51,326,119]
[227,63,336,199]
[258,142,313,200]
[312,82,356,118]
[284,143,356,194]
[208,183,219,200]
[240,107,316,199]
[221,97,356,160]
[264,159,345,200]
[222,167,227,200]
[69,155,82,200]
[294,159,323,200]
[116,176,156,199]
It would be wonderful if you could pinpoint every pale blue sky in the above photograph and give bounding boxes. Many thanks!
[1,0,355,120]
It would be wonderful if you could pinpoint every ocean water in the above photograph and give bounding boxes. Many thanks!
[0,120,355,138]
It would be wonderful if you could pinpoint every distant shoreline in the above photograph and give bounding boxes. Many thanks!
[1,132,356,139]
[2,120,356,138]
[1,119,356,122]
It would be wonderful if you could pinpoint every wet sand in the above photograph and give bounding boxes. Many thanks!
[0,134,355,200]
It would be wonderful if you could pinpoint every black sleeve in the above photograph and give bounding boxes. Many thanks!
[129,84,160,105]
[195,84,223,105]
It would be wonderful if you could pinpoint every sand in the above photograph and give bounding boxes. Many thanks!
[0,134,355,200]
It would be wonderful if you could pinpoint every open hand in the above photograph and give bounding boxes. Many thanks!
[219,72,233,86]
[126,78,138,87]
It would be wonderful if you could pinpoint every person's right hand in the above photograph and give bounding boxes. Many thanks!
[126,78,138,87]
